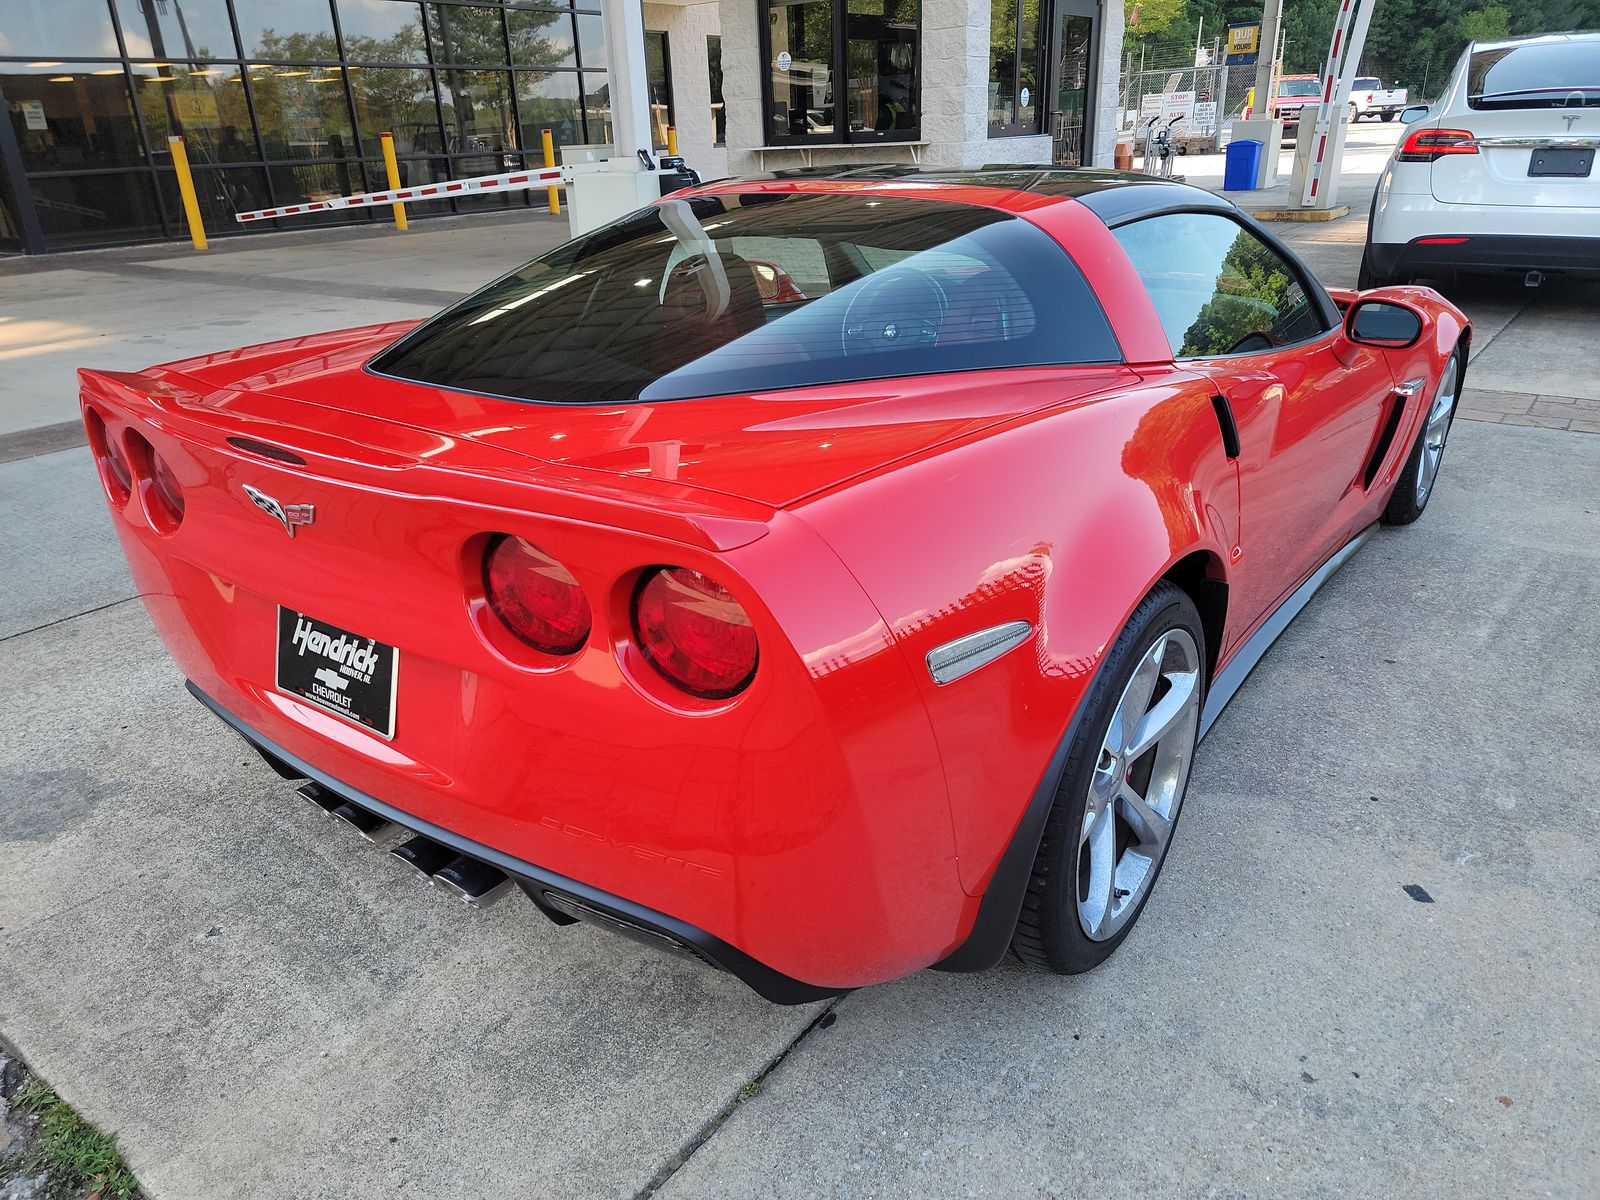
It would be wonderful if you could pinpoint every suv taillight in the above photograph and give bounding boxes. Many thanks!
[1398,128,1478,162]
[482,535,592,654]
[632,567,758,699]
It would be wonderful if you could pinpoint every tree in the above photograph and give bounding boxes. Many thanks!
[1457,3,1512,41]
[1126,0,1190,38]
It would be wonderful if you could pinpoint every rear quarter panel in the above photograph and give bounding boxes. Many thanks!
[795,370,1238,896]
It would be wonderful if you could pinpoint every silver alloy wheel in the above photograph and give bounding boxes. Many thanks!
[1416,355,1460,505]
[1078,628,1202,942]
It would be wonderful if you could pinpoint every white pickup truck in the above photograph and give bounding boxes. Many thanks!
[1350,77,1409,121]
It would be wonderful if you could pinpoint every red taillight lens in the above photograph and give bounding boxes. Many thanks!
[633,567,758,699]
[1398,128,1478,162]
[150,449,185,523]
[483,535,592,655]
[86,410,132,506]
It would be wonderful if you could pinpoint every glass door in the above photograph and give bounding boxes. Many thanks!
[1050,5,1095,166]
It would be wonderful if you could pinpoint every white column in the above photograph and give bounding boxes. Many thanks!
[603,0,654,159]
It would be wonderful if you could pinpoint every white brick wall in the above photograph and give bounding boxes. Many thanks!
[643,2,729,179]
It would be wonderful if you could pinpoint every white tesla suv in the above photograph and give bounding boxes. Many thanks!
[1360,31,1599,289]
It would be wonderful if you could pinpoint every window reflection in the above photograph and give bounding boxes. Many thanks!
[29,171,164,246]
[438,68,514,162]
[3,62,146,172]
[132,62,256,165]
[232,0,339,60]
[337,0,427,61]
[250,65,357,160]
[844,0,918,136]
[767,0,834,140]
[3,0,123,58]
[114,0,240,59]
[575,13,606,70]
[507,8,577,70]
[515,71,583,152]
[645,30,673,149]
[426,4,509,65]
[156,163,270,226]
[582,72,612,146]
[350,66,440,155]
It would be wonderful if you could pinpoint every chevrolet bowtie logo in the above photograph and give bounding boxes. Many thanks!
[242,484,315,538]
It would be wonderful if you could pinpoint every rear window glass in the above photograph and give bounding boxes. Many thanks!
[1354,77,1380,90]
[1468,42,1600,109]
[370,192,1121,405]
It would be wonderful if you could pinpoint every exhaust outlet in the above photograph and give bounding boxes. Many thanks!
[391,834,457,880]
[297,782,344,815]
[328,801,409,847]
[431,855,513,909]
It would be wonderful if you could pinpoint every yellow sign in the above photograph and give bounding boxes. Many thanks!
[1225,22,1261,64]
[171,90,221,128]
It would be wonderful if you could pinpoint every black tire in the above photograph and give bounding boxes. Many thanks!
[1348,102,1359,122]
[1382,347,1463,526]
[1381,111,1396,122]
[1011,582,1206,974]
[1358,246,1408,290]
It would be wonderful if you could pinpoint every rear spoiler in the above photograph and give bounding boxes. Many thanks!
[78,367,772,552]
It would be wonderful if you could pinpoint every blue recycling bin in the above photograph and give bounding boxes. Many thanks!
[1224,139,1263,191]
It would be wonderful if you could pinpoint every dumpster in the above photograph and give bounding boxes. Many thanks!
[1223,139,1263,191]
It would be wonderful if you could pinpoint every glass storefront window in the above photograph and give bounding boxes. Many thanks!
[3,62,146,172]
[506,8,577,70]
[1,0,123,58]
[29,170,163,247]
[131,62,256,165]
[843,0,918,137]
[437,67,514,157]
[581,72,611,146]
[575,13,605,71]
[349,66,441,155]
[156,163,271,227]
[113,0,240,60]
[250,64,357,159]
[265,156,364,216]
[514,71,583,151]
[426,4,509,65]
[989,0,1043,135]
[337,0,427,62]
[232,0,339,61]
[766,0,835,141]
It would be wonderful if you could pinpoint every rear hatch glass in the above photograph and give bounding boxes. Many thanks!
[369,191,1121,405]
[1468,40,1600,109]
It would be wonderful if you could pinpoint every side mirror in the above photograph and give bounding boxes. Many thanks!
[1400,104,1430,124]
[1346,299,1424,348]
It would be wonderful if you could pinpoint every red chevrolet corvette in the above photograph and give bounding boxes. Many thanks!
[81,169,1468,1002]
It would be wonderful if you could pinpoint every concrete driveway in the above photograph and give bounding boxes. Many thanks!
[1,201,1597,1199]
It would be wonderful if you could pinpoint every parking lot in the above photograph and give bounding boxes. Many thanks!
[2,154,1598,1198]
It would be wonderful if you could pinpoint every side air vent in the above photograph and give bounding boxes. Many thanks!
[1209,395,1241,460]
[228,436,308,466]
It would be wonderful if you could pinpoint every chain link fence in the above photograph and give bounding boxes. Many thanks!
[1117,45,1260,157]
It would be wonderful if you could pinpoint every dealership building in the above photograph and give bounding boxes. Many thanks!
[0,0,1120,254]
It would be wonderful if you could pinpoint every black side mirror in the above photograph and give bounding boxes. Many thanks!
[1347,299,1424,348]
[1400,104,1430,124]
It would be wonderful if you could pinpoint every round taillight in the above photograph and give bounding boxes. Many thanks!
[150,448,185,524]
[482,535,592,655]
[87,410,132,505]
[633,567,758,699]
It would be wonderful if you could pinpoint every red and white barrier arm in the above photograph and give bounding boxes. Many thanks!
[233,165,567,224]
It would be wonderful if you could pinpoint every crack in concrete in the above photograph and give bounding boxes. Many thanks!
[631,997,846,1199]
[1,596,140,645]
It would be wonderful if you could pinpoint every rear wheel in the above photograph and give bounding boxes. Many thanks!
[1358,247,1408,290]
[1011,583,1205,973]
[1348,102,1359,122]
[1381,111,1396,122]
[1382,349,1462,525]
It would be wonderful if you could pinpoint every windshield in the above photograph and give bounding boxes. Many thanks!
[1468,42,1600,108]
[370,192,1121,405]
[1279,80,1321,97]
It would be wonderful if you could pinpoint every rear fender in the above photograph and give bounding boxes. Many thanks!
[795,372,1237,905]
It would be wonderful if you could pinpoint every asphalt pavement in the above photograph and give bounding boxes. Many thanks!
[1,152,1597,1199]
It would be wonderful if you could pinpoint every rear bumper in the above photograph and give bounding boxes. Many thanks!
[1366,234,1600,280]
[192,682,845,1004]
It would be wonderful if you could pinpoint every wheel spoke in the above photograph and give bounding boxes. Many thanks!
[1105,635,1165,755]
[1078,803,1118,936]
[1118,784,1172,854]
[1123,667,1199,760]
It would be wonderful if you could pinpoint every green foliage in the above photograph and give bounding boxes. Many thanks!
[1126,0,1600,98]
[13,1078,141,1200]
[1126,0,1190,37]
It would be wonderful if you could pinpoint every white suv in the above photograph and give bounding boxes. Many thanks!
[1360,31,1599,289]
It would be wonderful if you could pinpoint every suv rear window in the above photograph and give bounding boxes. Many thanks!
[370,192,1121,404]
[1468,41,1600,109]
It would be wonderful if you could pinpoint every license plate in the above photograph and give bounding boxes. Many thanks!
[1528,147,1594,177]
[275,607,398,739]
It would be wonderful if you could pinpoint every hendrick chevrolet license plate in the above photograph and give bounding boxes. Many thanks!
[275,607,398,739]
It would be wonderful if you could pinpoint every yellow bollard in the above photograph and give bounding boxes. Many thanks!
[542,128,560,215]
[167,136,207,251]
[379,132,408,231]
[667,125,679,157]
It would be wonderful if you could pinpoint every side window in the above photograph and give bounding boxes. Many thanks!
[1112,212,1328,358]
